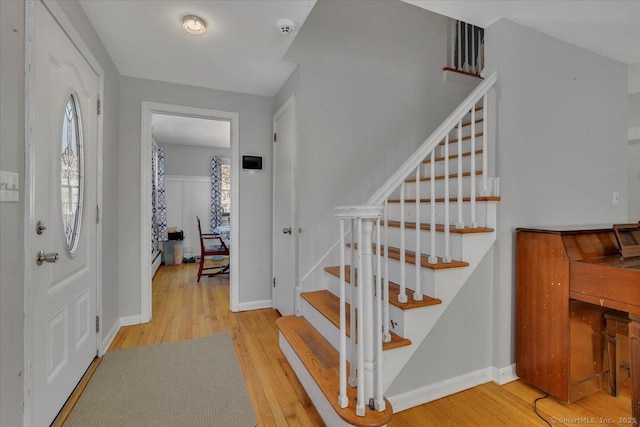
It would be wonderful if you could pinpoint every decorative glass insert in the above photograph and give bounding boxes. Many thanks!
[60,94,84,254]
[220,164,231,214]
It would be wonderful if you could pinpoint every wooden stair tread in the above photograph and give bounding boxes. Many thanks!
[324,266,442,310]
[302,290,412,350]
[443,67,484,80]
[387,196,500,204]
[405,170,483,183]
[382,221,494,234]
[347,244,469,270]
[277,316,394,427]
[423,149,483,164]
[438,132,483,146]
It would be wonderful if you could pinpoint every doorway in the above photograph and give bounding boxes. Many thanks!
[140,103,240,320]
[272,95,298,316]
[24,1,104,425]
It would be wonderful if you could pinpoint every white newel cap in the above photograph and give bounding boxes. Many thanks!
[333,205,383,219]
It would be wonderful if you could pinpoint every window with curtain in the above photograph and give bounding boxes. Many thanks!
[221,164,231,214]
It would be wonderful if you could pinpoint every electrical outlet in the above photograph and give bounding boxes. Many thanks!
[0,170,19,202]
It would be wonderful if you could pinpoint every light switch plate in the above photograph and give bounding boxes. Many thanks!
[0,170,19,202]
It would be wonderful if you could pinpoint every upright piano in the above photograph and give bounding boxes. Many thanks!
[516,225,640,426]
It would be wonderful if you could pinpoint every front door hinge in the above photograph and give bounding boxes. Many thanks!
[273,133,277,142]
[96,316,100,333]
[96,205,100,224]
[97,97,101,115]
[273,277,276,287]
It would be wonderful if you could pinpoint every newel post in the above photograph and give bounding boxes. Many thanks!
[334,205,383,416]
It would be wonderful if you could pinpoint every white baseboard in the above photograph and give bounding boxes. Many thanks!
[388,364,519,413]
[120,315,142,327]
[237,299,273,311]
[152,252,162,278]
[100,318,120,356]
[388,367,493,413]
[491,364,518,385]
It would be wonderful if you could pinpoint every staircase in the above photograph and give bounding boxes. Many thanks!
[277,72,499,426]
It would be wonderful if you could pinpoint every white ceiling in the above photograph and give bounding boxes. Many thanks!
[80,0,639,97]
[152,114,230,148]
[79,0,316,97]
[403,1,640,65]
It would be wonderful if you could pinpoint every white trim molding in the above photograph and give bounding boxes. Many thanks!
[388,367,492,413]
[387,365,516,413]
[140,102,240,320]
[238,299,273,312]
[119,315,143,327]
[99,318,120,356]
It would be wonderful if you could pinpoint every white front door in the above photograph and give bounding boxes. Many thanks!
[29,2,99,424]
[272,98,297,316]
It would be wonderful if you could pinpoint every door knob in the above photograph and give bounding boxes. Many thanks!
[36,250,59,265]
[282,227,292,235]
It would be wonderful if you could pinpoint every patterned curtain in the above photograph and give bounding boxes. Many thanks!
[156,147,168,241]
[151,143,158,256]
[210,156,222,232]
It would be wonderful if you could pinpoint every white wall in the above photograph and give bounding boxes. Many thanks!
[276,0,478,284]
[158,142,230,178]
[118,77,273,316]
[0,1,121,425]
[485,19,629,369]
[0,3,26,425]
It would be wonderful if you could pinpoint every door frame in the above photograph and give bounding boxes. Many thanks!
[272,95,300,315]
[140,102,240,317]
[23,0,105,425]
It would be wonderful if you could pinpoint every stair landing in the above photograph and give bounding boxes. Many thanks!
[277,316,394,427]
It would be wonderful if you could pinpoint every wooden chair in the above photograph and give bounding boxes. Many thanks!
[196,216,229,282]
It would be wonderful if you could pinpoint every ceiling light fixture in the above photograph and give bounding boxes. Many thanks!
[183,15,206,35]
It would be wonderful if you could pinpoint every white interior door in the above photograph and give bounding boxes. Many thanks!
[30,2,99,424]
[273,99,297,316]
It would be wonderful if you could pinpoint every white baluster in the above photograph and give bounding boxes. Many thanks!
[444,134,452,263]
[338,219,348,408]
[414,168,423,300]
[383,201,391,342]
[428,151,437,265]
[450,19,456,69]
[399,182,407,303]
[470,107,478,228]
[456,120,464,229]
[356,218,365,417]
[481,95,489,197]
[349,219,357,387]
[471,24,476,74]
[374,218,385,411]
[465,23,470,72]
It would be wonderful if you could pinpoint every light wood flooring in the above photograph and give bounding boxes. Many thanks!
[60,263,632,426]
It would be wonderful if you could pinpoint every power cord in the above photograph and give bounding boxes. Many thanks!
[533,392,553,426]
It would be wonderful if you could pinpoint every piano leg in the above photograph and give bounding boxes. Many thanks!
[630,314,640,427]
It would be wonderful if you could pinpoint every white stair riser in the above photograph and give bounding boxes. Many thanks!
[401,175,485,200]
[387,202,491,229]
[446,120,484,140]
[325,278,412,338]
[378,229,464,260]
[419,150,483,178]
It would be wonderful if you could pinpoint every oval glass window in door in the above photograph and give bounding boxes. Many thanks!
[60,94,84,254]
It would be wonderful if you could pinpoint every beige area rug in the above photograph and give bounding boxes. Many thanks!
[65,335,257,427]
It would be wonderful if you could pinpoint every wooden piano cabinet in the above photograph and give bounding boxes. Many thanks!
[516,227,640,427]
[632,313,640,427]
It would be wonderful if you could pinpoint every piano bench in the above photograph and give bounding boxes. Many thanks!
[603,310,631,397]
